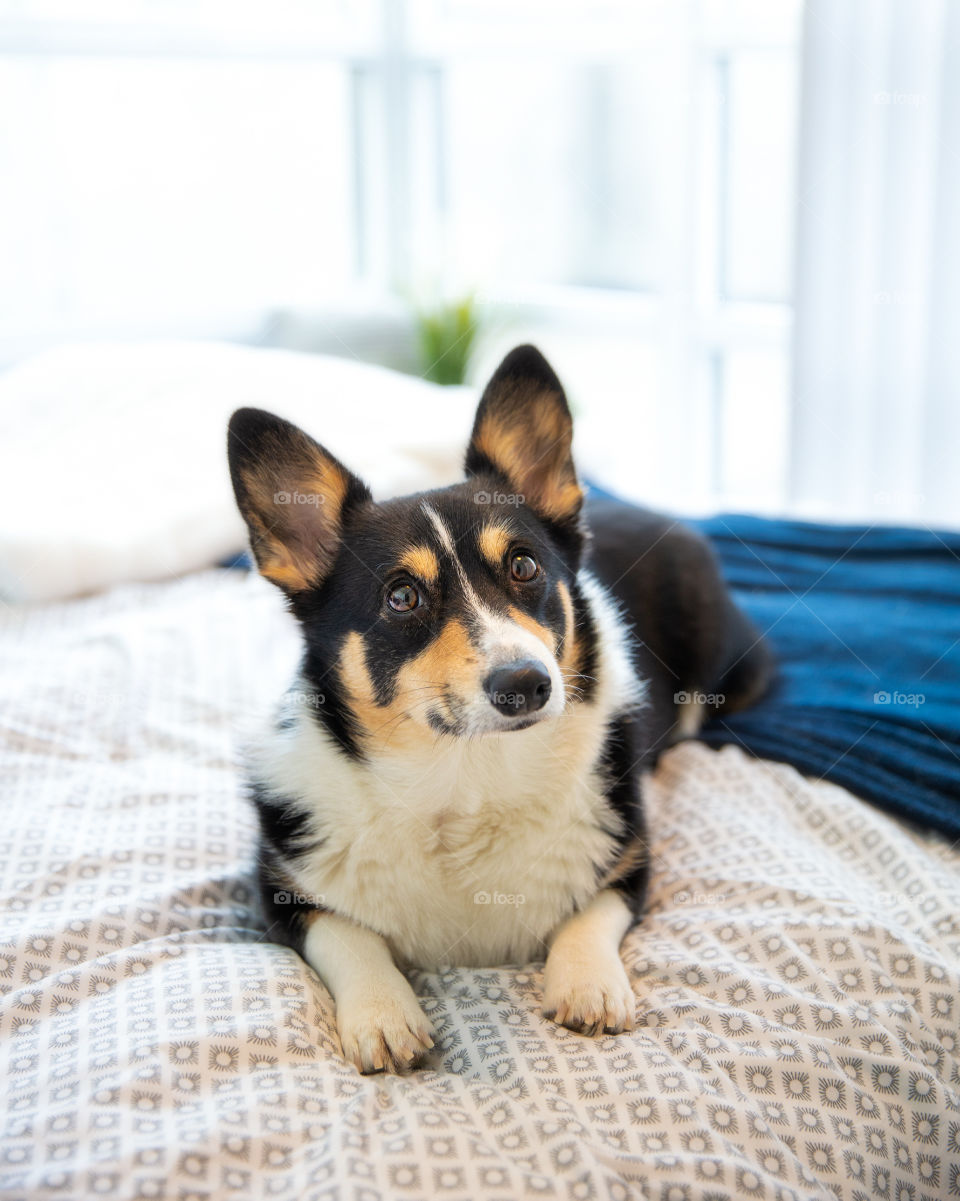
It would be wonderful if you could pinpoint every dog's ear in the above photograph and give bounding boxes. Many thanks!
[227,408,371,594]
[465,345,582,525]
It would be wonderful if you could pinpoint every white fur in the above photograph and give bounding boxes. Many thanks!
[542,887,637,1033]
[253,569,645,972]
[303,912,434,1073]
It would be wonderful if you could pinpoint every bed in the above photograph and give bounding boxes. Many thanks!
[1,345,958,1201]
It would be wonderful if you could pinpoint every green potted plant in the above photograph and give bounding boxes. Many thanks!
[415,295,478,385]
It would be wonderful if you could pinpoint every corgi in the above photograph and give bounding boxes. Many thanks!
[227,345,771,1074]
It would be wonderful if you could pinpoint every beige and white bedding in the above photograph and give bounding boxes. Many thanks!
[1,568,959,1201]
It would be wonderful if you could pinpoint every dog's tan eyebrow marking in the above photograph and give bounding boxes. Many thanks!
[478,523,511,567]
[397,545,440,584]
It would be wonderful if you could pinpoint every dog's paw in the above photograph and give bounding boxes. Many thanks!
[337,987,434,1075]
[541,950,635,1036]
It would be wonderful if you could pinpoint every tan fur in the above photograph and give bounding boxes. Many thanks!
[404,618,479,705]
[255,555,315,594]
[338,621,482,749]
[555,580,583,684]
[506,604,558,655]
[337,632,419,752]
[598,836,647,889]
[397,545,440,584]
[477,524,511,567]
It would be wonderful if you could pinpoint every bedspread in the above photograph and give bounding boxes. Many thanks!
[1,570,959,1200]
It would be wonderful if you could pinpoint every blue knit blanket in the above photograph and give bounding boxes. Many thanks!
[693,515,960,838]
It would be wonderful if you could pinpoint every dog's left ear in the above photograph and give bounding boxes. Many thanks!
[227,407,371,594]
[465,345,583,526]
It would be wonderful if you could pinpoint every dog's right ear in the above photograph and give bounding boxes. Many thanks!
[465,345,582,527]
[227,408,371,594]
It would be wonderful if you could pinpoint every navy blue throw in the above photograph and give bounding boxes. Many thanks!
[691,514,960,838]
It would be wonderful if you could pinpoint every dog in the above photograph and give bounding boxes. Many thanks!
[227,344,772,1074]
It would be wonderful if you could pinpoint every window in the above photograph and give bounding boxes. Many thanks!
[0,0,802,514]
[401,0,802,514]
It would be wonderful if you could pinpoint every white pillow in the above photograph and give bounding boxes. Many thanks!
[0,341,477,602]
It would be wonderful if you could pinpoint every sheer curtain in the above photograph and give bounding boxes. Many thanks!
[790,0,960,528]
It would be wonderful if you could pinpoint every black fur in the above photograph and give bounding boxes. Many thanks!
[255,857,322,954]
[566,576,599,704]
[250,778,316,861]
[248,783,326,952]
[597,712,650,915]
[296,652,365,761]
[586,495,774,755]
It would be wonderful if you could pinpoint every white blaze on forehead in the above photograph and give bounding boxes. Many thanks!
[420,501,455,555]
[420,502,486,612]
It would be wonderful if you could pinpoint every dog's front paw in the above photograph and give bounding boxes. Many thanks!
[541,949,635,1036]
[337,986,434,1075]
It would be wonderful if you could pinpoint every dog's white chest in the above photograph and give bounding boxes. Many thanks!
[280,717,619,969]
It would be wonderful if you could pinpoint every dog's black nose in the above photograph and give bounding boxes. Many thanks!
[484,660,552,717]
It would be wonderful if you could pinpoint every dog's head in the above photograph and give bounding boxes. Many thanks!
[228,345,592,749]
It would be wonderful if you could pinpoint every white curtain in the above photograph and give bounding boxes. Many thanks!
[790,0,960,528]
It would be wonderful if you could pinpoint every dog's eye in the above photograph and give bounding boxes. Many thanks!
[510,552,540,582]
[386,582,421,612]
